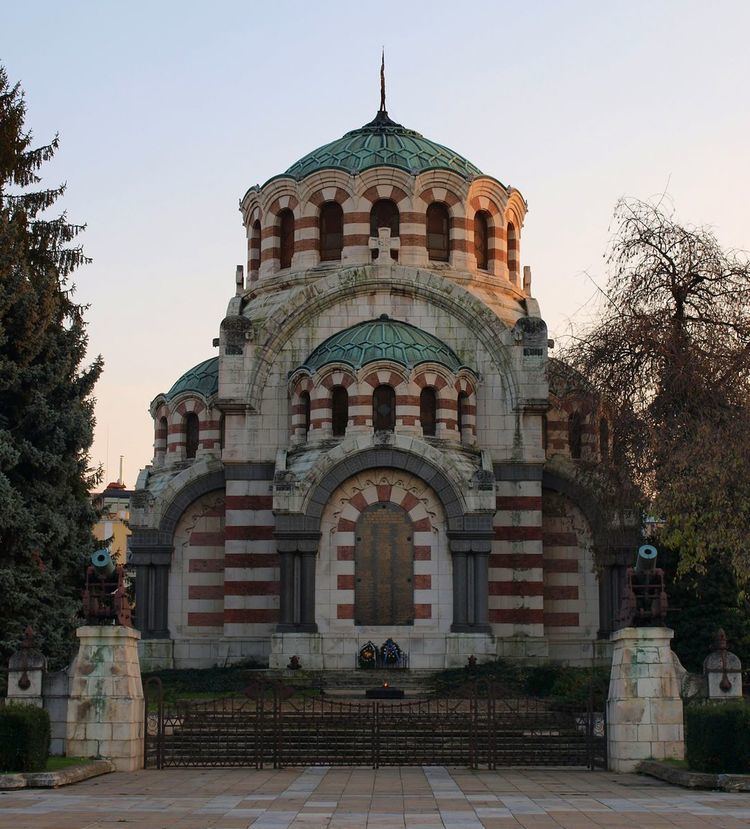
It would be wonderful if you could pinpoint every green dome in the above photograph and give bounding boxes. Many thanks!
[282,111,482,182]
[301,317,467,373]
[165,357,218,401]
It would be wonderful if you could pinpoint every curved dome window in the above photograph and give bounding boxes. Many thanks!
[370,199,399,240]
[185,413,199,459]
[279,209,295,269]
[300,391,311,438]
[420,387,437,437]
[331,386,348,436]
[319,202,343,262]
[457,391,468,436]
[474,211,490,271]
[373,384,396,432]
[427,203,450,262]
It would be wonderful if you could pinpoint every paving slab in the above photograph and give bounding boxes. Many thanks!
[1,767,750,828]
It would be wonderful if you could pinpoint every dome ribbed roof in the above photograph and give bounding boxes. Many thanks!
[165,357,218,401]
[282,111,482,182]
[301,317,467,373]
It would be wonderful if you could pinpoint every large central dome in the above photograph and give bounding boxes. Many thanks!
[282,110,482,182]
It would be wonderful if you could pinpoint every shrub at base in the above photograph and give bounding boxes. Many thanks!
[0,703,51,772]
[685,702,750,773]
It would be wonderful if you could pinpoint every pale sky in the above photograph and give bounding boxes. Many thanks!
[3,1,749,488]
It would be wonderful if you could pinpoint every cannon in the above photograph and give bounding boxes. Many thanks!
[91,548,116,579]
[82,549,132,627]
[618,544,668,628]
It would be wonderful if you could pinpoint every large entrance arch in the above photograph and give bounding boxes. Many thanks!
[274,446,494,639]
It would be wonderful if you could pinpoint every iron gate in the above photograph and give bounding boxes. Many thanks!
[144,677,606,769]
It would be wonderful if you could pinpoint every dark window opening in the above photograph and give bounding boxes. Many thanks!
[219,415,225,451]
[319,202,343,262]
[185,413,199,459]
[373,384,396,431]
[279,209,295,269]
[568,411,583,459]
[427,202,450,262]
[474,211,490,270]
[300,391,311,437]
[370,199,400,237]
[420,387,437,437]
[457,391,468,436]
[332,386,348,437]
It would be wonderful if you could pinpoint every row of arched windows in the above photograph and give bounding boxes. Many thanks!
[298,385,470,439]
[159,412,225,461]
[268,199,516,273]
[542,412,610,460]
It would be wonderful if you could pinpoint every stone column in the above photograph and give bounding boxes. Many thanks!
[130,543,171,638]
[451,551,468,630]
[607,626,684,772]
[66,626,144,772]
[299,551,318,632]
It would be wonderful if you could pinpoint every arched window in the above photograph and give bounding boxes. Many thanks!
[219,415,225,451]
[331,386,348,437]
[373,384,396,432]
[507,221,518,283]
[542,414,548,453]
[250,220,261,278]
[568,411,583,459]
[474,211,490,270]
[419,387,437,437]
[599,417,609,459]
[300,391,311,438]
[279,209,295,269]
[427,202,450,262]
[185,412,199,459]
[457,391,468,436]
[319,202,343,262]
[370,199,400,239]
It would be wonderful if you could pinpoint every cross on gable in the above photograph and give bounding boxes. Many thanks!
[369,227,400,262]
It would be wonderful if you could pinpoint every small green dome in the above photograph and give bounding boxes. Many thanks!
[301,317,467,373]
[282,111,482,182]
[165,357,218,401]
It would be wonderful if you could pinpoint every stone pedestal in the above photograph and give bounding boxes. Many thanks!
[607,627,684,772]
[269,632,324,670]
[66,626,144,772]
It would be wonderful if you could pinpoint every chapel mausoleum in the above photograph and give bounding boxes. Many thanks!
[130,92,632,672]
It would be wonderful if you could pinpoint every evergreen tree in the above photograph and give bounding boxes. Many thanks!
[0,65,102,669]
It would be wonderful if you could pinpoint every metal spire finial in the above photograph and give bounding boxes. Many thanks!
[379,48,386,112]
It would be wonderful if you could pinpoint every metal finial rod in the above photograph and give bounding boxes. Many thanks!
[380,48,386,112]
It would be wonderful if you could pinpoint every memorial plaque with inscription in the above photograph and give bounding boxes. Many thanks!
[354,502,414,625]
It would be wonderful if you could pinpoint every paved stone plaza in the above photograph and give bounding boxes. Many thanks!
[2,767,750,829]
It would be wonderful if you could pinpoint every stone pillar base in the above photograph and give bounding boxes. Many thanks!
[607,626,684,773]
[269,632,324,670]
[66,626,144,772]
[444,632,496,668]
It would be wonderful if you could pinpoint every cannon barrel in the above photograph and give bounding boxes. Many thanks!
[91,549,116,578]
[634,544,658,575]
